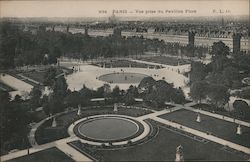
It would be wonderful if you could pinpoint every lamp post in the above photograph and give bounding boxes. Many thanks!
[26,133,30,155]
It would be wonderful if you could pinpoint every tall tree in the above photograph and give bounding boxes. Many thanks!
[43,67,57,86]
[222,66,239,87]
[124,85,137,105]
[64,91,82,107]
[171,87,186,104]
[112,86,121,102]
[190,81,208,103]
[29,85,42,109]
[190,62,207,83]
[53,75,68,97]
[208,84,230,108]
[210,41,230,71]
[0,22,18,69]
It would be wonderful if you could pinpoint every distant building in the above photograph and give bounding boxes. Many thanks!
[188,31,195,47]
[147,28,155,34]
[233,33,241,54]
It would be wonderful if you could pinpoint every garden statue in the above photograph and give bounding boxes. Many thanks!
[52,117,57,127]
[236,124,242,135]
[175,145,184,162]
[196,112,201,122]
[77,105,81,116]
[114,103,118,112]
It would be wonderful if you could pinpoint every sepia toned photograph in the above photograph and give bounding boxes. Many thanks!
[0,0,249,161]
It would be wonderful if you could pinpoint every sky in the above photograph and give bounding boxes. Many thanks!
[0,0,249,18]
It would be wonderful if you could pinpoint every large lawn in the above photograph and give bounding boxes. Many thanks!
[79,120,249,161]
[192,103,250,122]
[92,60,162,69]
[21,68,72,84]
[138,56,190,66]
[22,70,46,84]
[159,109,250,147]
[6,147,75,162]
[132,102,175,111]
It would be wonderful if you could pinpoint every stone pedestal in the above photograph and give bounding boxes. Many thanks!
[114,103,118,112]
[236,125,242,135]
[52,117,57,127]
[77,105,81,116]
[196,113,201,123]
[175,145,184,162]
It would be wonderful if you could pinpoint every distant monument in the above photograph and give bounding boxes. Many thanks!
[52,117,57,127]
[196,112,201,123]
[108,13,118,24]
[84,27,89,36]
[77,105,82,116]
[175,145,184,162]
[236,124,242,135]
[114,103,118,112]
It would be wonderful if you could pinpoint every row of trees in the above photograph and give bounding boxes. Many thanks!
[0,65,70,153]
[189,41,250,120]
[190,80,250,120]
[190,42,247,88]
[0,23,60,69]
[0,91,33,155]
[190,81,230,108]
[190,41,250,89]
[138,77,186,107]
[189,41,238,108]
[0,22,156,69]
[0,22,209,69]
[190,41,250,88]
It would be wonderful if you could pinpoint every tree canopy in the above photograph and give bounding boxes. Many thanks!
[190,81,208,103]
[233,100,250,120]
[190,62,207,83]
[207,84,230,108]
[142,79,185,107]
